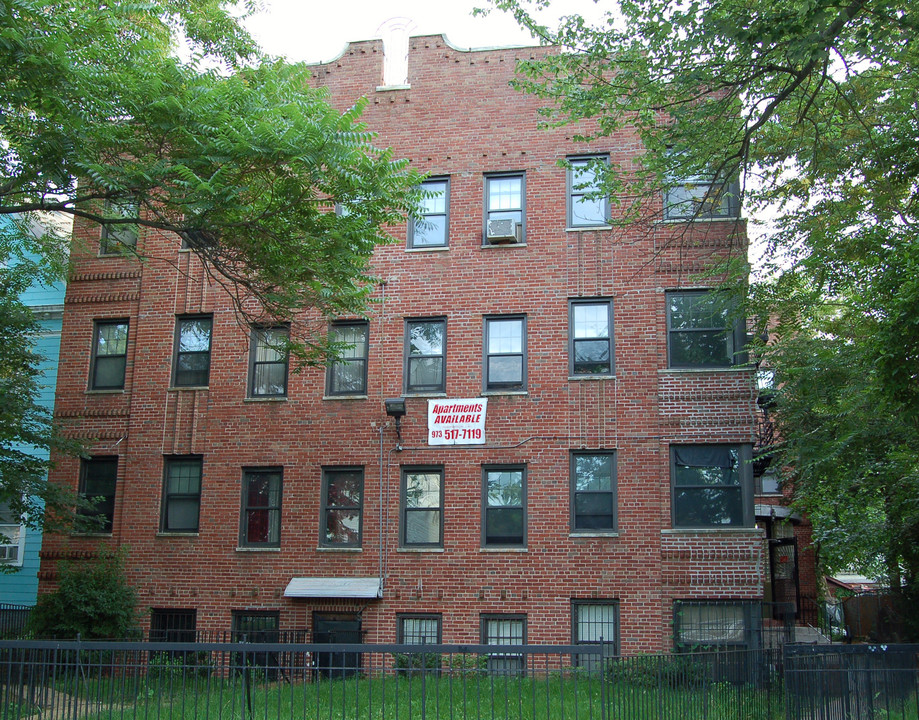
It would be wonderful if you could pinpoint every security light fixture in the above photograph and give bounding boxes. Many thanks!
[385,397,406,446]
[384,398,406,418]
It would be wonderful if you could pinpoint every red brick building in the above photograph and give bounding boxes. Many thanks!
[43,34,816,654]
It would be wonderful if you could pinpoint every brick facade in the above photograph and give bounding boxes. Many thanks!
[42,35,815,653]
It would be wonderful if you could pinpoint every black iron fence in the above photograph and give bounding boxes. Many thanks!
[2,639,916,719]
[0,605,30,640]
[785,643,919,720]
[0,639,787,720]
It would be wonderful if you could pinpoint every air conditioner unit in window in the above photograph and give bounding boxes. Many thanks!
[486,219,519,243]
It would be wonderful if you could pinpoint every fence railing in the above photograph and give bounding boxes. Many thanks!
[3,639,917,720]
[0,639,786,720]
[785,643,919,720]
[0,604,31,640]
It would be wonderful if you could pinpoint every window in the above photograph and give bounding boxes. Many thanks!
[570,452,617,533]
[150,609,197,643]
[569,300,614,376]
[667,291,746,368]
[90,320,128,390]
[249,326,289,397]
[671,445,753,528]
[99,198,139,254]
[664,174,739,220]
[401,467,443,548]
[567,156,609,227]
[321,467,363,547]
[482,466,525,547]
[232,611,281,673]
[78,457,118,533]
[0,501,24,565]
[573,601,619,668]
[405,319,446,394]
[673,600,761,651]
[172,316,212,387]
[484,173,524,244]
[484,316,526,391]
[409,178,449,248]
[327,321,369,396]
[481,615,526,673]
[757,469,782,496]
[240,468,282,547]
[398,614,442,644]
[232,610,280,641]
[161,457,202,533]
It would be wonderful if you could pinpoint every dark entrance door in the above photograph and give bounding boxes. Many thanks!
[313,612,362,679]
[769,537,801,619]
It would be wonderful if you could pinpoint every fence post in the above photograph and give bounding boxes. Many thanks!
[599,636,609,720]
[420,635,427,720]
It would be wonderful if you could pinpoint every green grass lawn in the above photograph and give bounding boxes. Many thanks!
[12,669,792,720]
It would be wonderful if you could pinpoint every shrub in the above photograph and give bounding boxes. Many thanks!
[28,547,139,639]
[393,651,442,674]
[608,654,710,688]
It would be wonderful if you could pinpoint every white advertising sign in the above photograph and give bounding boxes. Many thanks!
[427,398,488,445]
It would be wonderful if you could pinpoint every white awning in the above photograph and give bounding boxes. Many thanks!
[284,577,382,599]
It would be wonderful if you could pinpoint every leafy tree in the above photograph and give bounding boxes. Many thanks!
[1,0,422,527]
[28,547,139,639]
[488,0,919,616]
[1,0,423,362]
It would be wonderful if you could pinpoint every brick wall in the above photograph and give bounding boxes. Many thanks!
[40,35,803,654]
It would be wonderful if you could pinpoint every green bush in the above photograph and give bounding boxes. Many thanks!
[393,651,443,674]
[27,547,139,639]
[608,654,710,688]
[447,653,487,673]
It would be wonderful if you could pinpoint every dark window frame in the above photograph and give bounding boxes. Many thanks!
[78,456,118,533]
[483,172,526,245]
[567,156,610,228]
[482,465,527,548]
[663,174,740,221]
[231,610,281,642]
[172,315,213,388]
[397,614,443,644]
[404,318,447,395]
[320,466,364,548]
[248,326,289,398]
[572,600,619,666]
[90,319,129,390]
[481,614,527,673]
[99,198,139,255]
[327,321,369,396]
[483,315,527,391]
[569,299,615,376]
[149,608,198,644]
[239,467,283,548]
[672,600,761,652]
[666,290,747,369]
[670,444,754,529]
[400,466,444,549]
[160,456,202,534]
[409,177,450,249]
[570,451,618,534]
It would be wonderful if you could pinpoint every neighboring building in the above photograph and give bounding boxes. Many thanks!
[41,35,816,653]
[0,216,66,609]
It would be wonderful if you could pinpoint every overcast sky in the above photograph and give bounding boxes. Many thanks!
[244,0,604,64]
